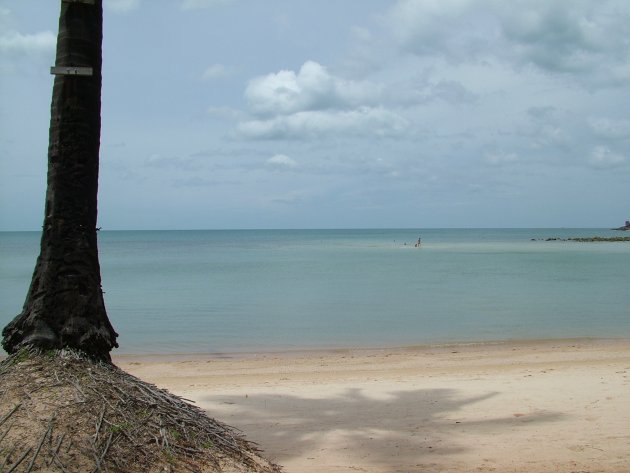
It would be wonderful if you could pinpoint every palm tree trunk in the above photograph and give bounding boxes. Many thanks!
[2,0,118,361]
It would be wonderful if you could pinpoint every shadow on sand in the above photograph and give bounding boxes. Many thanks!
[201,387,565,471]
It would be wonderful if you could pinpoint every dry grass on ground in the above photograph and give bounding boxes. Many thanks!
[0,350,281,472]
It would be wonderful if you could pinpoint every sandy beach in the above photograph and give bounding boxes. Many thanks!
[115,339,630,473]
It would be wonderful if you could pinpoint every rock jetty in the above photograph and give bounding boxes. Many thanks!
[531,236,630,242]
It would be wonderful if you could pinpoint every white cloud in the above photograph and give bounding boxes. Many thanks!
[238,107,409,140]
[267,154,297,168]
[202,63,229,80]
[245,61,382,116]
[351,26,372,42]
[388,0,497,62]
[387,0,630,88]
[267,189,311,206]
[495,1,630,78]
[105,0,141,13]
[484,151,518,166]
[527,106,556,119]
[588,146,626,169]
[532,125,569,150]
[589,118,630,140]
[0,31,55,55]
[144,154,200,171]
[388,77,477,106]
[180,0,232,10]
[239,61,407,140]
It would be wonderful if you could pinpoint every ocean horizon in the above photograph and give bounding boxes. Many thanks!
[2,228,629,355]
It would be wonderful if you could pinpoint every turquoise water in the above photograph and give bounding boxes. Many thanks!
[1,229,629,354]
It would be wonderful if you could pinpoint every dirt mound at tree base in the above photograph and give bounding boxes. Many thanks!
[0,350,281,472]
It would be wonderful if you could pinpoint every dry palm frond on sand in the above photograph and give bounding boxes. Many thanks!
[0,350,281,472]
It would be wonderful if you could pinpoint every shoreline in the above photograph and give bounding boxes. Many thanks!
[108,336,629,363]
[2,336,628,363]
[115,337,630,472]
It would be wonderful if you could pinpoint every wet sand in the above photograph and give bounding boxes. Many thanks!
[116,338,630,473]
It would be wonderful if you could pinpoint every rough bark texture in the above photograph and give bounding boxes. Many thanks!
[2,0,118,361]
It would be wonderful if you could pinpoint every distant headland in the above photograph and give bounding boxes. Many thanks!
[612,220,630,231]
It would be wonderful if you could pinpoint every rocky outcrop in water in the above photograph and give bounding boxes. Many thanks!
[531,236,630,242]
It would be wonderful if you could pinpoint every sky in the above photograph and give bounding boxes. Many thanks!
[1,0,629,230]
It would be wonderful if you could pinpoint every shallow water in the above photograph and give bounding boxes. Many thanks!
[1,228,629,354]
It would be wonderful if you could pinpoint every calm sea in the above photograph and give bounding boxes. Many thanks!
[1,229,629,354]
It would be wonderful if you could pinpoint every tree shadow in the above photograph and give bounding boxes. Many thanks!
[200,387,565,471]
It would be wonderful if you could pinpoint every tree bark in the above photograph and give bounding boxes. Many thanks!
[2,0,118,361]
